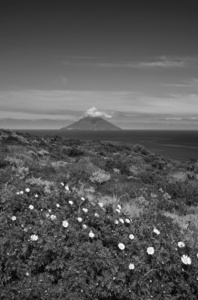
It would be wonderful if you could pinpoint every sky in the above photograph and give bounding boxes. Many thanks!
[0,0,198,129]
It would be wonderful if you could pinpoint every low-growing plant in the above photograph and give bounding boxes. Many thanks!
[1,130,198,299]
[160,180,198,207]
[63,146,84,157]
[26,177,55,195]
[4,156,24,168]
[1,184,198,299]
[90,169,111,184]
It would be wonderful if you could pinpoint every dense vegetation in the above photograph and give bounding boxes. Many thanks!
[1,129,198,299]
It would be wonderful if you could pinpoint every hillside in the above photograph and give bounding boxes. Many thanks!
[60,116,122,130]
[1,129,198,299]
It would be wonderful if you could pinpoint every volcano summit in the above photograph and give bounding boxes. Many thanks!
[60,116,122,131]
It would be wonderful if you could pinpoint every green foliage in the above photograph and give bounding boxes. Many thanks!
[1,186,198,299]
[105,157,131,175]
[90,170,111,184]
[1,130,198,299]
[62,146,84,157]
[160,180,198,207]
[133,144,150,156]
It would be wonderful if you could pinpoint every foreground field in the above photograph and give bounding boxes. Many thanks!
[1,129,198,299]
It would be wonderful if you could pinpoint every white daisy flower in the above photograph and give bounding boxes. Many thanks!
[45,213,50,218]
[153,228,160,235]
[119,218,124,224]
[94,213,99,217]
[147,247,155,255]
[56,203,60,207]
[178,241,185,248]
[116,209,121,213]
[60,182,64,186]
[82,224,87,229]
[118,243,125,250]
[89,231,95,238]
[35,194,38,198]
[29,205,34,210]
[117,204,121,210]
[69,200,73,205]
[129,263,135,270]
[30,234,38,241]
[77,217,83,222]
[11,216,16,221]
[98,202,103,208]
[62,220,69,228]
[26,272,30,276]
[50,215,56,221]
[125,218,130,224]
[114,220,119,224]
[81,197,85,201]
[181,255,191,265]
[16,192,19,195]
[65,185,69,191]
[25,188,30,193]
[48,209,51,213]
[19,191,24,195]
[82,208,88,213]
[129,234,134,240]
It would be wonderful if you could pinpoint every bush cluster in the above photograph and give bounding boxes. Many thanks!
[1,183,198,299]
[1,130,198,299]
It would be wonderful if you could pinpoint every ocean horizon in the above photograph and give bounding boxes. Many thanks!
[18,129,198,161]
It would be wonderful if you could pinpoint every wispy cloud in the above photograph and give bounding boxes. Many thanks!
[0,89,198,129]
[162,83,194,87]
[136,58,185,68]
[162,78,198,91]
[0,89,198,118]
[63,56,194,69]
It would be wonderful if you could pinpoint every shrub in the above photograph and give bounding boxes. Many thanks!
[139,171,158,185]
[133,144,150,155]
[26,177,55,195]
[1,185,198,300]
[105,157,130,175]
[90,170,111,184]
[160,180,198,207]
[4,156,24,168]
[37,149,50,157]
[66,146,84,157]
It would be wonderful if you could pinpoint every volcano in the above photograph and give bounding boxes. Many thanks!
[60,116,122,131]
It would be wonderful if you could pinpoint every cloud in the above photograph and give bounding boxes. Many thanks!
[135,56,189,68]
[63,56,193,69]
[0,89,198,120]
[85,107,112,118]
[164,117,183,120]
[0,88,198,129]
[136,61,184,68]
[162,83,194,87]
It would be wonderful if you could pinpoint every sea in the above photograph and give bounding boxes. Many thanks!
[19,130,198,162]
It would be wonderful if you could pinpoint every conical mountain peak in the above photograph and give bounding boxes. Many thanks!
[60,116,121,130]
